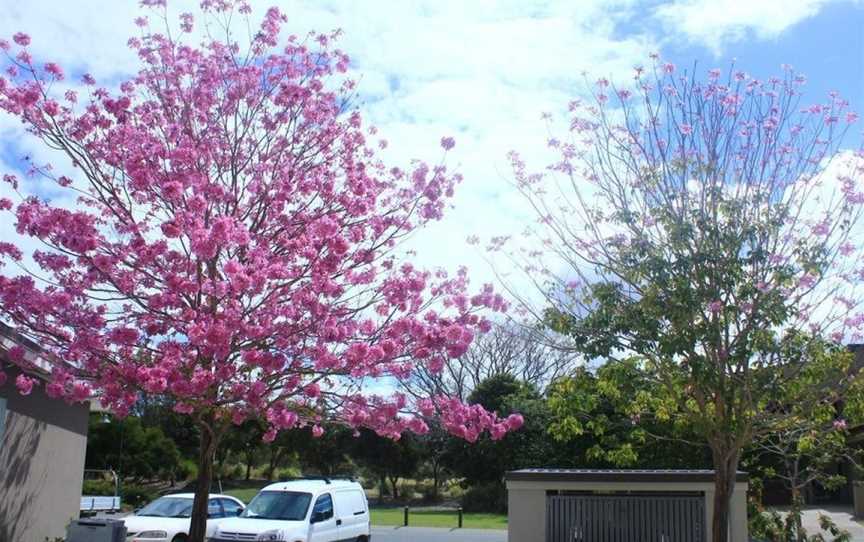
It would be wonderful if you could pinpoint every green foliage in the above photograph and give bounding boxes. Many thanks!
[82,479,115,496]
[748,507,851,542]
[460,482,507,514]
[547,363,711,468]
[445,375,578,486]
[85,414,182,482]
[352,429,422,500]
[122,484,157,508]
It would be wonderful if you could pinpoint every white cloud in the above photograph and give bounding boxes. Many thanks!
[0,0,848,301]
[654,0,853,55]
[0,0,659,297]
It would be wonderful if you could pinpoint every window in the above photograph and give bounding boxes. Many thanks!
[220,498,243,517]
[312,493,333,522]
[0,398,6,441]
[208,498,224,518]
[241,491,312,521]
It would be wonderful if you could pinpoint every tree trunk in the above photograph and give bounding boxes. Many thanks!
[188,423,218,542]
[711,449,740,542]
[245,449,253,481]
[432,462,440,500]
[380,475,388,500]
[389,476,399,501]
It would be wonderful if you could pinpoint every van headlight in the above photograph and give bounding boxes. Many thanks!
[256,531,286,541]
[136,532,168,539]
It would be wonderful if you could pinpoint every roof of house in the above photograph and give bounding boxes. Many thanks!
[505,469,749,483]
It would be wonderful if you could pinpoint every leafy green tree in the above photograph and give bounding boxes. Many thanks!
[744,345,864,539]
[506,61,864,541]
[548,363,712,468]
[219,420,267,480]
[86,414,182,483]
[350,429,422,501]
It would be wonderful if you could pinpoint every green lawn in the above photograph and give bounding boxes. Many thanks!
[370,508,507,530]
[224,487,264,503]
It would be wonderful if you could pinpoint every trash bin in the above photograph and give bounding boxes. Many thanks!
[854,482,864,518]
[66,518,127,542]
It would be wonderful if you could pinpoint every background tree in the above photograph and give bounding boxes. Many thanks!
[219,420,267,481]
[445,374,572,512]
[402,322,578,401]
[505,59,864,541]
[0,3,519,540]
[548,362,712,468]
[744,344,864,539]
[85,414,182,483]
[352,429,422,501]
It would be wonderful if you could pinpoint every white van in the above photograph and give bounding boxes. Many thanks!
[209,478,370,542]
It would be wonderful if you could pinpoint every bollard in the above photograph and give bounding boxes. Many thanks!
[404,506,409,527]
[457,506,463,528]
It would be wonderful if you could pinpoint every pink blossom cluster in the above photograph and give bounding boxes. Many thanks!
[0,2,517,442]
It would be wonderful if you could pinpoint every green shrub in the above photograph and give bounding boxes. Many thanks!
[460,482,507,514]
[229,464,244,480]
[277,467,301,481]
[122,485,157,508]
[176,458,197,481]
[82,479,115,496]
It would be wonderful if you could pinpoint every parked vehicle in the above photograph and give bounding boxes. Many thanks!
[210,478,370,542]
[121,493,245,542]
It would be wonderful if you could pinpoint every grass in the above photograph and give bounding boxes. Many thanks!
[224,486,263,503]
[370,508,507,530]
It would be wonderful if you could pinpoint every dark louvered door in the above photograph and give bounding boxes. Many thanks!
[546,493,705,542]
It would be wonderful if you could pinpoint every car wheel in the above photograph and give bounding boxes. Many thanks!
[172,535,188,542]
[356,537,368,542]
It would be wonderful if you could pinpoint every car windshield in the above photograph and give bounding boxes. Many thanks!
[241,491,312,521]
[136,497,193,518]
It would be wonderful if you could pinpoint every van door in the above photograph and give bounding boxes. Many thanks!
[309,493,339,542]
[334,489,369,540]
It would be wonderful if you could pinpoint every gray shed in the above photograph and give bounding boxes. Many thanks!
[0,325,90,542]
[506,469,748,542]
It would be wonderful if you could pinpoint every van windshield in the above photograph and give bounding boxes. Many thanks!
[241,491,312,521]
[136,497,192,518]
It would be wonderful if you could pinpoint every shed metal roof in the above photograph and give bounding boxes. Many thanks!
[505,469,748,483]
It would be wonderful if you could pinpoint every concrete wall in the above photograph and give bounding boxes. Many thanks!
[506,479,749,542]
[0,365,90,542]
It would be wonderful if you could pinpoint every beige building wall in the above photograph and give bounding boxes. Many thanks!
[506,479,749,542]
[0,365,90,542]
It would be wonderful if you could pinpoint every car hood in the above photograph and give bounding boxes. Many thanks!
[215,517,307,537]
[122,514,190,533]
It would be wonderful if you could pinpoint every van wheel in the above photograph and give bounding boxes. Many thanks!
[172,536,188,542]
[356,537,368,542]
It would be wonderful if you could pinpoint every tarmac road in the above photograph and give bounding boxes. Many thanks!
[371,526,507,542]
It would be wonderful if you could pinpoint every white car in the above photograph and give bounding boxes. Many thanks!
[122,493,246,542]
[210,478,370,542]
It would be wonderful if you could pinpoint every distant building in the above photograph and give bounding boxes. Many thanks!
[0,324,90,542]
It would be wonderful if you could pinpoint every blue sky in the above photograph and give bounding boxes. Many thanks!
[0,0,862,291]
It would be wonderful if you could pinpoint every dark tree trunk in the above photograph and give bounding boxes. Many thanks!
[711,448,740,542]
[267,448,282,480]
[245,449,253,481]
[188,423,218,542]
[380,475,388,500]
[389,476,400,501]
[432,462,441,500]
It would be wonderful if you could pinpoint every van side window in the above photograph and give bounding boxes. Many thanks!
[313,493,334,521]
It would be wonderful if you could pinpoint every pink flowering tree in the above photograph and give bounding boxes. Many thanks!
[0,3,521,540]
[503,60,864,541]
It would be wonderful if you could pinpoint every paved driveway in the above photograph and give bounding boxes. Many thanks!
[798,507,864,541]
[372,526,506,542]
